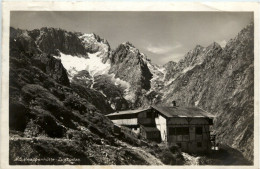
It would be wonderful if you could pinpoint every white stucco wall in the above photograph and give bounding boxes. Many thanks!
[155,115,167,141]
[112,118,138,126]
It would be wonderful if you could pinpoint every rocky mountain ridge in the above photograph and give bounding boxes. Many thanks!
[9,22,254,163]
[160,23,254,162]
[9,27,184,165]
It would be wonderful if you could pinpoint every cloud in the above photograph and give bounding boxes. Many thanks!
[146,46,172,54]
[146,43,182,54]
[166,53,185,62]
[153,52,185,65]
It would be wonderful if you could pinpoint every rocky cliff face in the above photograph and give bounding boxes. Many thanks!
[28,27,87,56]
[161,23,254,162]
[78,32,111,61]
[109,42,153,106]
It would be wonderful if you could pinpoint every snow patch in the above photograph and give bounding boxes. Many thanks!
[109,74,133,101]
[55,51,134,101]
[55,52,110,80]
[105,74,130,89]
[165,78,176,86]
[182,65,196,73]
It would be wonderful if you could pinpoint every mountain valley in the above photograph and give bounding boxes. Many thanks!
[9,22,254,164]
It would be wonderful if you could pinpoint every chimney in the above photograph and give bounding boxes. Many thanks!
[172,101,176,107]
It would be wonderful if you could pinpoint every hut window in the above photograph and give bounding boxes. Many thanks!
[169,127,175,135]
[169,127,189,135]
[176,127,189,135]
[197,142,202,147]
[177,143,182,148]
[196,127,203,135]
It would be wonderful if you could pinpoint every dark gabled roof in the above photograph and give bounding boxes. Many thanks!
[106,105,214,120]
[151,105,214,118]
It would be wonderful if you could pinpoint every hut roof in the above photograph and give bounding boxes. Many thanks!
[106,105,214,119]
[151,105,214,118]
[106,108,149,117]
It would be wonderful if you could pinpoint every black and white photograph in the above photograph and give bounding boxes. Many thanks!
[1,1,259,168]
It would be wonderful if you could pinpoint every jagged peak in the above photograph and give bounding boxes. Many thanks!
[78,32,109,46]
[185,44,204,55]
[225,22,253,49]
[39,27,65,32]
[117,42,139,54]
[192,44,205,52]
[122,41,136,48]
[194,44,204,50]
[164,61,177,67]
[181,44,204,62]
[91,33,102,41]
[36,27,89,38]
[113,42,155,67]
[206,42,222,50]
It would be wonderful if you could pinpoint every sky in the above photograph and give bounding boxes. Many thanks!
[10,11,253,65]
